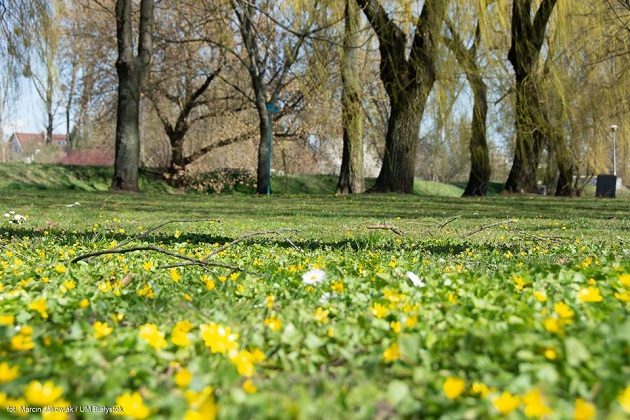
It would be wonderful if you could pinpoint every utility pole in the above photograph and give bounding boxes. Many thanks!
[610,124,618,176]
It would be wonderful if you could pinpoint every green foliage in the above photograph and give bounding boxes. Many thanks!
[0,190,629,418]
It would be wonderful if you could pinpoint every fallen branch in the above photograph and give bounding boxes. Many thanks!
[366,223,404,236]
[114,218,220,249]
[204,228,300,259]
[71,244,243,271]
[464,219,517,237]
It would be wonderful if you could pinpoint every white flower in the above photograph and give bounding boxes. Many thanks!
[444,279,453,287]
[302,269,326,285]
[406,271,426,288]
[3,213,9,218]
[319,292,331,304]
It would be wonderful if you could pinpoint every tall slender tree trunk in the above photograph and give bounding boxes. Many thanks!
[463,80,490,196]
[337,0,364,194]
[111,0,153,192]
[255,91,272,194]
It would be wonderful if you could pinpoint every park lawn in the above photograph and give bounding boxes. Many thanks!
[0,189,629,419]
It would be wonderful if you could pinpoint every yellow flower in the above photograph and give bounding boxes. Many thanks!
[136,283,155,299]
[264,317,282,332]
[573,398,596,420]
[200,323,239,354]
[183,386,217,420]
[24,380,63,406]
[331,281,344,293]
[614,291,630,302]
[544,348,557,360]
[533,291,547,302]
[314,307,330,324]
[183,293,192,302]
[513,275,526,292]
[54,264,67,273]
[390,321,402,334]
[471,382,490,398]
[93,321,113,339]
[577,287,603,303]
[114,391,150,419]
[492,391,521,415]
[554,302,574,319]
[382,343,400,362]
[169,268,182,283]
[265,295,274,308]
[404,316,418,328]
[28,298,48,319]
[171,320,193,347]
[230,350,259,377]
[202,275,216,290]
[327,327,334,337]
[0,362,19,383]
[79,299,89,309]
[242,379,257,393]
[448,293,458,304]
[0,314,14,325]
[443,377,465,400]
[618,386,630,413]
[370,303,389,319]
[544,318,562,334]
[98,281,112,293]
[3,397,27,416]
[619,274,630,287]
[142,261,154,271]
[523,388,551,418]
[62,280,76,291]
[11,334,34,351]
[175,368,192,388]
[139,323,167,350]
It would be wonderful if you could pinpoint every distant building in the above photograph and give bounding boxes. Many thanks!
[4,132,67,163]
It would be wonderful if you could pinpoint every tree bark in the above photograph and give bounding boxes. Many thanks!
[444,22,490,196]
[337,0,365,194]
[356,0,446,193]
[111,0,153,192]
[504,0,558,194]
[255,92,272,194]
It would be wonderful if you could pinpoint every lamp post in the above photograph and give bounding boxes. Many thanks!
[610,124,618,176]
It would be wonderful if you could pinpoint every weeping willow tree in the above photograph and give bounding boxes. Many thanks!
[540,0,630,194]
[337,0,365,194]
[503,0,558,193]
[355,0,448,193]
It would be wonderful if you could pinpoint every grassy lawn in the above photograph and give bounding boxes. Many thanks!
[0,183,629,418]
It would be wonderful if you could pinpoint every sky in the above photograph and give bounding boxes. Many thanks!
[2,76,66,138]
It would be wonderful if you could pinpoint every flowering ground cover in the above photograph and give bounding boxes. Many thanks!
[0,190,629,419]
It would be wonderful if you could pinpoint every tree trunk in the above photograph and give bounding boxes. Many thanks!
[337,0,364,194]
[111,0,153,192]
[371,87,427,193]
[503,0,558,194]
[112,64,141,191]
[504,79,545,193]
[255,95,272,194]
[45,111,54,145]
[463,81,490,196]
[168,136,186,174]
[356,0,446,194]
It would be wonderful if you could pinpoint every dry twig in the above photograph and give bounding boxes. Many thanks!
[366,223,404,236]
[464,219,517,237]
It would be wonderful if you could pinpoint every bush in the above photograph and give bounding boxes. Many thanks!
[164,168,256,193]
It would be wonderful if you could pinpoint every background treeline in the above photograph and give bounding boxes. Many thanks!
[1,0,628,196]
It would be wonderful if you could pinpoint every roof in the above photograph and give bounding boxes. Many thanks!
[10,132,67,150]
[60,149,115,167]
